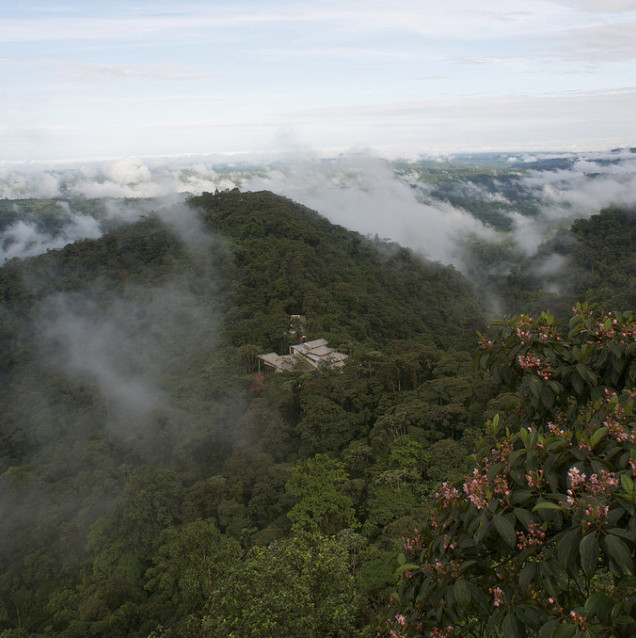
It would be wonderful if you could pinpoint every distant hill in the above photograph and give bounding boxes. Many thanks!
[460,205,636,319]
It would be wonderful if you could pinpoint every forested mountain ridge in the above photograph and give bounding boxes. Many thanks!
[0,191,633,638]
[188,189,485,350]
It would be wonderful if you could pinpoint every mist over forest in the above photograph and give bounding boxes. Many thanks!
[3,148,636,267]
[0,149,634,638]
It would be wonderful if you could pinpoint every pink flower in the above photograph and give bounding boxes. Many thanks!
[435,481,460,508]
[463,469,489,510]
[489,586,505,607]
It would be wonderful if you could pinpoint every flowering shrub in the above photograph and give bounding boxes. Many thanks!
[386,305,636,638]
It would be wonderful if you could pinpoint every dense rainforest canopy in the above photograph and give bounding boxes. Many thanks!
[0,190,634,637]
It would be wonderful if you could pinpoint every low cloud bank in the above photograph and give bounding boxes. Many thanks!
[1,148,635,271]
[241,154,496,266]
[1,212,102,261]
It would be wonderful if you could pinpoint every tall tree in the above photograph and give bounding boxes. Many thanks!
[203,532,361,638]
[286,454,357,535]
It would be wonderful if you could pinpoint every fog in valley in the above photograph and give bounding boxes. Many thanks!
[2,149,635,274]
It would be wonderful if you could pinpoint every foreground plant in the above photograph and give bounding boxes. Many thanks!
[385,304,636,638]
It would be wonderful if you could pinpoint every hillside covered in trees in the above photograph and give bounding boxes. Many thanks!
[0,190,634,637]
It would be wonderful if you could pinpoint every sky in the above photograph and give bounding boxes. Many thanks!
[1,0,636,163]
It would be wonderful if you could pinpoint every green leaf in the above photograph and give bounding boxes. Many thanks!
[454,579,471,608]
[607,527,634,542]
[558,528,580,569]
[518,562,537,590]
[580,533,600,578]
[585,592,611,620]
[589,426,608,449]
[615,495,636,516]
[621,473,635,494]
[494,514,517,547]
[397,563,419,573]
[590,385,604,402]
[552,622,576,638]
[532,501,563,512]
[509,449,528,466]
[570,372,584,396]
[576,363,591,382]
[604,534,634,575]
[528,376,542,400]
[487,462,505,483]
[513,507,536,527]
[538,619,558,638]
[609,342,624,360]
[502,613,520,638]
[541,385,555,409]
[514,603,542,627]
[510,490,532,506]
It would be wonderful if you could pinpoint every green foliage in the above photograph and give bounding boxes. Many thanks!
[386,306,636,637]
[286,454,358,535]
[460,207,636,321]
[298,394,363,453]
[145,519,241,621]
[203,531,362,638]
[569,208,636,310]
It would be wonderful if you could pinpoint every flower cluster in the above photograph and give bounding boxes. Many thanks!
[478,333,493,350]
[381,613,411,638]
[566,466,619,530]
[493,473,511,500]
[547,420,566,437]
[566,467,618,504]
[402,529,424,553]
[435,481,460,509]
[590,316,636,346]
[421,558,462,584]
[489,586,506,608]
[462,468,489,510]
[517,353,552,380]
[601,392,635,445]
[441,534,457,552]
[567,466,586,493]
[569,610,589,631]
[515,315,533,345]
[516,521,546,551]
[571,305,636,348]
[526,469,545,490]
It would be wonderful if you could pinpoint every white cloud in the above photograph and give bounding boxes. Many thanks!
[2,147,635,274]
[549,21,636,62]
[103,158,152,185]
[0,1,601,46]
[241,153,496,266]
[1,212,102,262]
[55,61,213,83]
[553,0,636,13]
[2,1,635,160]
